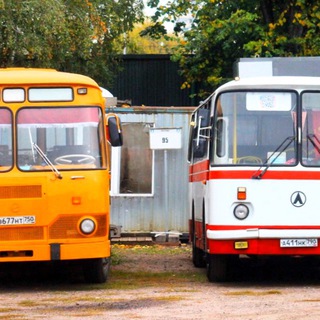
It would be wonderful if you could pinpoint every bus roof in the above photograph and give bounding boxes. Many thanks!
[0,68,99,87]
[218,76,320,92]
[194,76,320,111]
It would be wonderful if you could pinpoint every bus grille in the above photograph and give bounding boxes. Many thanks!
[0,185,42,199]
[49,215,107,239]
[0,227,43,241]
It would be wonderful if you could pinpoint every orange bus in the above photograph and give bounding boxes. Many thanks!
[0,68,122,283]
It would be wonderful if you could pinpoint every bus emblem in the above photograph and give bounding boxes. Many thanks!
[290,191,306,207]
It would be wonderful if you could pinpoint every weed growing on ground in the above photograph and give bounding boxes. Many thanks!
[111,243,191,257]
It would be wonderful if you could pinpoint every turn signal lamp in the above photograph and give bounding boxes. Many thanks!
[237,187,246,200]
[72,196,82,205]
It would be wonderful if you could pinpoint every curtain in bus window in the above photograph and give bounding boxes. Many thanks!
[17,107,102,169]
[0,109,12,169]
[0,109,11,125]
[17,107,99,127]
[301,92,320,166]
[312,111,320,161]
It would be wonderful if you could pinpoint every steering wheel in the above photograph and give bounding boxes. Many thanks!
[54,154,96,165]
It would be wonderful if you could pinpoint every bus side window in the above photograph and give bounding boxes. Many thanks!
[216,118,226,157]
[192,108,210,159]
[0,145,10,166]
[187,118,196,162]
[212,117,229,164]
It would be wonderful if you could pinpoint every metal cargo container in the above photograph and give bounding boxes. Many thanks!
[107,106,195,240]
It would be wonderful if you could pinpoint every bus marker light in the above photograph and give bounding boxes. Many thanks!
[234,241,248,249]
[72,196,81,205]
[233,204,249,220]
[237,187,246,200]
[77,88,87,95]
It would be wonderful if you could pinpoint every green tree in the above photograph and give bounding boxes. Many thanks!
[114,20,180,54]
[145,0,320,95]
[0,0,144,86]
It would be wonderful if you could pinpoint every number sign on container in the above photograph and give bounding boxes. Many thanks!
[149,128,182,150]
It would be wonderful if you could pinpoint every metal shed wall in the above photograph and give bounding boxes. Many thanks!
[108,107,195,236]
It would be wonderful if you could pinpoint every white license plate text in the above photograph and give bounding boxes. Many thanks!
[0,216,36,226]
[280,238,318,248]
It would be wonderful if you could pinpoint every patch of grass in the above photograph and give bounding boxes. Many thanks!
[154,295,186,302]
[43,296,106,304]
[0,309,18,313]
[106,270,206,290]
[111,248,123,266]
[225,290,282,296]
[299,299,320,302]
[0,316,26,320]
[112,243,191,257]
[18,300,40,307]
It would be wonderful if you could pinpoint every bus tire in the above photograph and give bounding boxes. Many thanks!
[83,258,110,283]
[192,241,206,268]
[206,254,233,282]
[192,221,206,268]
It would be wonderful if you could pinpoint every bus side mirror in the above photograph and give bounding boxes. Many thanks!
[198,109,210,127]
[193,137,207,158]
[106,114,123,147]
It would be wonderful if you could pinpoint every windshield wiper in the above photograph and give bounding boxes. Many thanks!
[307,134,320,154]
[32,143,62,179]
[252,136,295,180]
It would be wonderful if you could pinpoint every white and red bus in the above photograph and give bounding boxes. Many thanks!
[189,76,320,282]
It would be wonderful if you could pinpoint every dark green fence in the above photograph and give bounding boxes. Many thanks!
[110,54,202,107]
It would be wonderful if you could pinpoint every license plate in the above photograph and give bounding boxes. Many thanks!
[280,238,318,248]
[0,216,36,226]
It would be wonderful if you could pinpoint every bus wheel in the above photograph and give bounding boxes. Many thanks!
[192,223,206,268]
[192,237,206,268]
[83,258,110,283]
[206,254,234,282]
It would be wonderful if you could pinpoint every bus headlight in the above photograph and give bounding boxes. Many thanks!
[79,218,96,235]
[233,204,249,220]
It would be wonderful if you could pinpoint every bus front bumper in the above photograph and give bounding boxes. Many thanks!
[207,229,320,255]
[0,240,110,262]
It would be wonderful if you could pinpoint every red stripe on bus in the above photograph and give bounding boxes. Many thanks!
[207,238,320,255]
[189,160,209,174]
[189,172,208,182]
[189,160,210,182]
[207,225,320,230]
[205,170,320,180]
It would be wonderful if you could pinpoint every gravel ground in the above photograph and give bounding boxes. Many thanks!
[0,243,320,319]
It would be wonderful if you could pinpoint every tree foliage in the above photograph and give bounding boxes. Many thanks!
[146,0,320,95]
[0,0,144,86]
[115,20,180,54]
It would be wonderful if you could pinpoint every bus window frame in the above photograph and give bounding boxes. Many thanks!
[16,105,105,172]
[0,107,13,171]
[28,87,74,102]
[210,89,298,167]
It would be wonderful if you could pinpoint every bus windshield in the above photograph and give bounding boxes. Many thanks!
[212,91,297,165]
[0,108,13,170]
[302,92,320,166]
[17,107,103,170]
